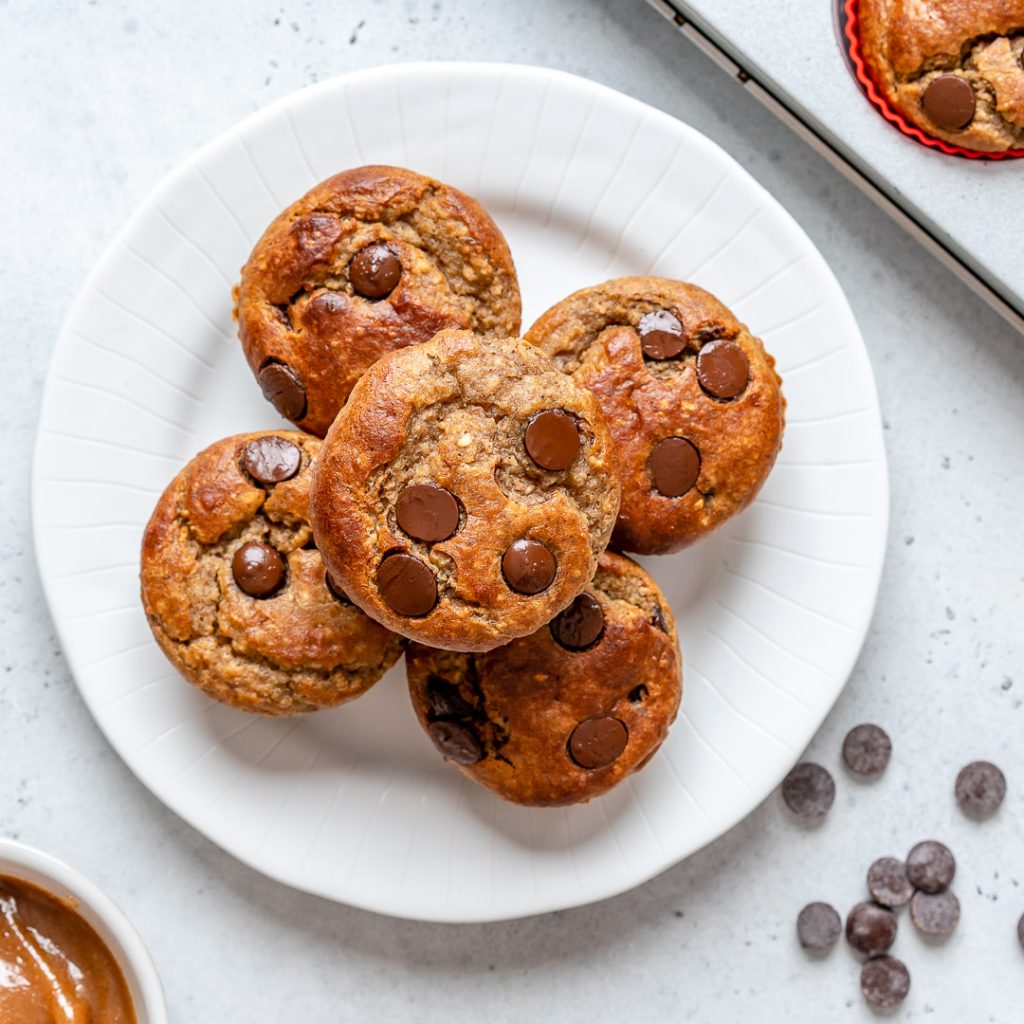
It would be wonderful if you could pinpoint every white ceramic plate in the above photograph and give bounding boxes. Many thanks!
[32,63,887,923]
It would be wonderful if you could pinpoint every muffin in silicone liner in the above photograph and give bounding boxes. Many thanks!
[839,0,1024,159]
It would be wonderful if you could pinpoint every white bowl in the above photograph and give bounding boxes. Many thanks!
[0,838,168,1024]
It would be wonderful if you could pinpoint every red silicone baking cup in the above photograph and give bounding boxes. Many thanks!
[842,0,1024,160]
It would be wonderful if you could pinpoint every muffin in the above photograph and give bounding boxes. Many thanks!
[140,431,404,715]
[406,552,682,806]
[309,329,621,652]
[234,164,522,436]
[526,277,784,555]
[858,0,1024,152]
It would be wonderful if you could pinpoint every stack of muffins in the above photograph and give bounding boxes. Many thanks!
[140,165,785,807]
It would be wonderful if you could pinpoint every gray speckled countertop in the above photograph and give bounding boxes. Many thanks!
[2,1,1022,1020]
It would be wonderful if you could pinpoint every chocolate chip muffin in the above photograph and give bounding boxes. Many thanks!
[406,552,681,807]
[526,277,784,555]
[234,165,522,436]
[140,431,404,715]
[309,329,621,653]
[858,0,1024,152]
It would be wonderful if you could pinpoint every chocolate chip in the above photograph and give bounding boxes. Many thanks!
[923,74,976,131]
[568,717,628,769]
[861,956,910,1009]
[797,902,841,952]
[501,539,556,595]
[628,684,648,703]
[375,552,438,617]
[524,410,580,471]
[257,362,307,421]
[649,437,700,498]
[242,435,302,484]
[867,857,914,909]
[428,720,483,765]
[842,723,892,778]
[395,484,460,543]
[846,902,897,957]
[349,242,402,299]
[955,760,1006,818]
[325,571,353,605]
[425,676,474,720]
[549,593,604,650]
[781,762,835,820]
[638,309,686,360]
[696,339,749,399]
[232,541,285,598]
[906,840,955,894]
[911,889,960,938]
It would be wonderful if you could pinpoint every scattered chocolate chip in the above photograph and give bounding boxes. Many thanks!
[524,410,580,471]
[638,308,686,360]
[842,723,892,778]
[781,762,835,820]
[955,760,1006,818]
[375,552,438,617]
[425,676,475,720]
[797,902,842,952]
[651,604,669,633]
[568,716,628,769]
[502,539,556,595]
[241,435,302,484]
[428,720,483,765]
[906,840,955,894]
[846,902,897,957]
[324,571,353,605]
[257,362,307,421]
[696,339,749,399]
[232,541,285,598]
[868,857,914,909]
[911,889,960,938]
[349,242,402,299]
[628,684,648,703]
[923,74,976,131]
[550,593,604,650]
[861,956,910,1009]
[649,437,700,498]
[395,483,460,543]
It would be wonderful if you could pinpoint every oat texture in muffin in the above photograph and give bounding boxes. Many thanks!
[234,165,522,436]
[406,552,682,806]
[309,330,621,653]
[140,431,404,715]
[526,277,784,555]
[858,0,1024,152]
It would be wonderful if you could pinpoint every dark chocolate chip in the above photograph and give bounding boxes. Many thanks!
[867,857,914,909]
[568,716,628,769]
[375,552,438,617]
[846,902,898,957]
[349,242,402,299]
[906,840,955,894]
[425,676,475,720]
[842,723,892,778]
[395,484,460,543]
[781,762,835,820]
[861,956,910,1010]
[428,720,483,765]
[231,541,285,598]
[910,889,960,938]
[923,73,976,131]
[696,339,749,399]
[955,760,1006,818]
[258,362,307,422]
[651,604,669,633]
[797,902,841,952]
[502,539,556,595]
[638,309,686,360]
[242,435,302,484]
[628,684,648,703]
[524,410,580,471]
[324,571,353,605]
[649,437,700,498]
[550,593,604,650]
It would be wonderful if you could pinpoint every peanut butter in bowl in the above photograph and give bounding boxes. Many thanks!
[0,873,137,1023]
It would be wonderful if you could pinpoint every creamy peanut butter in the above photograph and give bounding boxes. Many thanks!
[0,874,137,1023]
